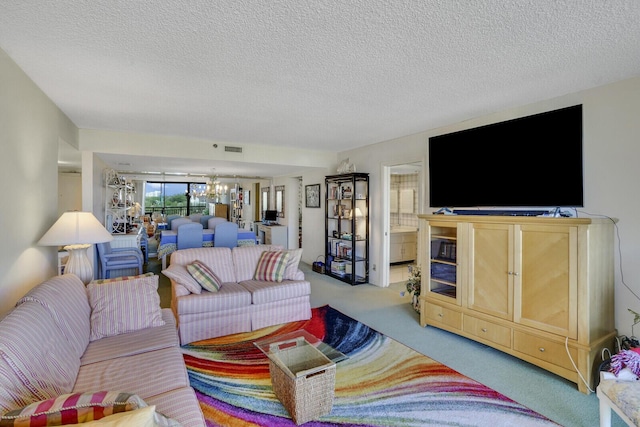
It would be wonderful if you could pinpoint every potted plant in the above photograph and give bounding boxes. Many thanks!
[405,265,421,314]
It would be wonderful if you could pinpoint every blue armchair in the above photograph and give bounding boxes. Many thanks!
[96,242,144,279]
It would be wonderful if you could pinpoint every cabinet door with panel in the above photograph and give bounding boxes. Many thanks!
[514,224,578,339]
[467,223,514,321]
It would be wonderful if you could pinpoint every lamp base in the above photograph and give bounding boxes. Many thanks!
[63,244,94,285]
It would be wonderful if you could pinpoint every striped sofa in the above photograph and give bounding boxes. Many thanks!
[166,245,311,345]
[0,274,205,426]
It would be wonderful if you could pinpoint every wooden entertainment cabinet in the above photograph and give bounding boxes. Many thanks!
[418,214,616,394]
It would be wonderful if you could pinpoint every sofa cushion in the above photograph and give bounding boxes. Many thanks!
[87,275,165,341]
[0,391,145,425]
[0,302,79,412]
[174,282,251,316]
[161,264,202,294]
[17,274,91,359]
[80,309,178,366]
[74,348,189,401]
[144,387,206,427]
[253,251,290,282]
[239,279,311,305]
[232,245,283,282]
[187,260,222,292]
[170,247,236,283]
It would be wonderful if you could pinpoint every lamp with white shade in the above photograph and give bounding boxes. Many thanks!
[38,211,113,284]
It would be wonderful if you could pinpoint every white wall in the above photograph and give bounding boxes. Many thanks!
[58,172,82,216]
[0,48,78,315]
[342,76,640,336]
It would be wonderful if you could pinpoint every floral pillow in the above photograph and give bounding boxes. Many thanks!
[253,251,291,282]
[87,275,165,341]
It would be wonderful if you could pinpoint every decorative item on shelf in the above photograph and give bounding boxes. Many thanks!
[337,158,356,174]
[405,265,421,314]
[38,211,114,285]
[350,207,363,219]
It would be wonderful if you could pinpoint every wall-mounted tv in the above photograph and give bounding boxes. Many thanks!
[428,105,583,209]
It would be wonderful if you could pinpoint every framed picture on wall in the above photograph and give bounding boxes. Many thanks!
[305,184,321,208]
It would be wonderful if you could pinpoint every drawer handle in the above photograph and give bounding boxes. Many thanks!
[481,328,487,332]
[438,313,444,317]
[539,347,545,352]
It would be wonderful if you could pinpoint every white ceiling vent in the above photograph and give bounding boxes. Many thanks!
[225,146,243,153]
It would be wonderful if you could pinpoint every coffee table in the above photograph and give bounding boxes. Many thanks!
[254,329,347,364]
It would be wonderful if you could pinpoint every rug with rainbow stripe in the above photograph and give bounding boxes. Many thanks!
[182,305,559,426]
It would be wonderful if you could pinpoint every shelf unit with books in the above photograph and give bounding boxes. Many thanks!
[324,172,369,285]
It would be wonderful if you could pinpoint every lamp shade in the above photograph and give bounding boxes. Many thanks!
[38,211,113,246]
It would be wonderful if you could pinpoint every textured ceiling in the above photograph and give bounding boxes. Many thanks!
[1,1,640,175]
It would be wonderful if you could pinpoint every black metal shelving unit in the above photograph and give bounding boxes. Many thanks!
[324,172,369,285]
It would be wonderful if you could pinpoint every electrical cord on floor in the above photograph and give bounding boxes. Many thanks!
[565,336,595,393]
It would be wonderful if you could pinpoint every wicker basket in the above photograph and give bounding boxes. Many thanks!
[312,256,325,274]
[267,337,336,425]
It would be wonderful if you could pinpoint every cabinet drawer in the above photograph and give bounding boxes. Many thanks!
[425,303,462,330]
[463,316,511,348]
[513,331,577,371]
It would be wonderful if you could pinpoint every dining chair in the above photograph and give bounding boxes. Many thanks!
[214,221,238,248]
[138,227,149,263]
[96,242,144,279]
[177,222,203,250]
[170,217,191,230]
[199,215,214,228]
[207,217,228,230]
[166,215,182,230]
[189,213,202,223]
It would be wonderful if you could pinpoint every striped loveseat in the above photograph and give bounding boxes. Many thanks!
[163,245,311,345]
[0,274,205,426]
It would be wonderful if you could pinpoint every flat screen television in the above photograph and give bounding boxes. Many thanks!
[264,210,278,222]
[428,104,583,209]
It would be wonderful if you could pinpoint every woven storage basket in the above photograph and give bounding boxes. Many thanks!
[268,337,336,425]
[312,256,325,274]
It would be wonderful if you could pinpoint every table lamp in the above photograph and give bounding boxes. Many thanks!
[38,211,113,284]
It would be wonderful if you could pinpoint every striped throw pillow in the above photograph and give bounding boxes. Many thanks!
[187,260,222,292]
[0,391,145,425]
[254,251,291,282]
[87,275,165,341]
[161,264,202,294]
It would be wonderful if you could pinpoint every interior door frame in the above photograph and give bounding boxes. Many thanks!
[380,159,426,287]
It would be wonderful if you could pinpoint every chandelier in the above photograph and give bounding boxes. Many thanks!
[191,175,228,203]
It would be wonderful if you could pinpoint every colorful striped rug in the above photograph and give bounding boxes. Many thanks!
[182,305,559,426]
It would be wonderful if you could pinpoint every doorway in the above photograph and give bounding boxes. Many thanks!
[385,162,423,288]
